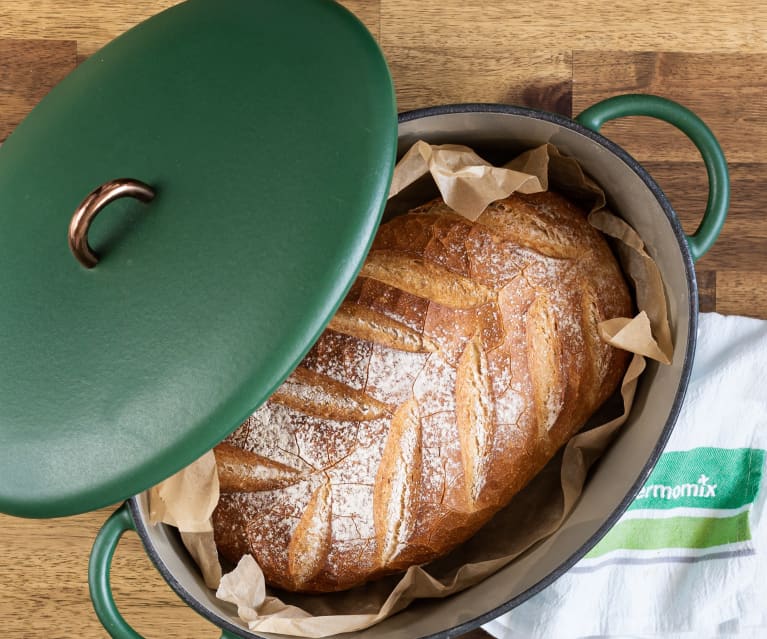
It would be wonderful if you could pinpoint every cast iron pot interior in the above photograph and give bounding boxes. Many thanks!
[126,104,697,639]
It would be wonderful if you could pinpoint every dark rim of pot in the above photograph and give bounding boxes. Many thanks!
[129,102,699,639]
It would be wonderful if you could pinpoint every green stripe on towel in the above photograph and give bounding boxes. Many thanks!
[586,512,752,558]
[628,447,764,511]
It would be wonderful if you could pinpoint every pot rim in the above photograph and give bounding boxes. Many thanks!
[129,102,699,639]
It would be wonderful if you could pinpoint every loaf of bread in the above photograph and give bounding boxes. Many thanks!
[212,192,632,593]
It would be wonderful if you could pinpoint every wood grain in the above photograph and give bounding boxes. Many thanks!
[696,271,717,314]
[573,52,767,319]
[0,1,379,57]
[0,1,764,638]
[638,162,766,274]
[0,2,179,57]
[380,1,767,53]
[0,39,76,141]
[0,507,216,638]
[388,47,571,114]
[717,271,767,318]
[572,51,767,163]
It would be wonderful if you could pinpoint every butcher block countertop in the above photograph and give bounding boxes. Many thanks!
[0,1,765,637]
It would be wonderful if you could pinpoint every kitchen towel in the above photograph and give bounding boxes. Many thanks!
[483,312,767,639]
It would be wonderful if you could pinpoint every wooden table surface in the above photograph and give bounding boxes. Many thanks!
[0,1,765,638]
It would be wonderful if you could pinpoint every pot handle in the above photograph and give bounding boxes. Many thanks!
[89,503,144,639]
[90,503,239,639]
[575,94,729,261]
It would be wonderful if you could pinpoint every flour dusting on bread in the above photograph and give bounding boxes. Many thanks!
[213,192,632,592]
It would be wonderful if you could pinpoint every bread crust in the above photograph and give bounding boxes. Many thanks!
[212,192,632,592]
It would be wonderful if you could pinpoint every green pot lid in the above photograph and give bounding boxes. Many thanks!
[0,0,396,518]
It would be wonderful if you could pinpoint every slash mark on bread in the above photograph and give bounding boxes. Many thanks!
[272,366,392,421]
[374,398,422,565]
[361,250,494,309]
[456,334,495,506]
[287,482,333,588]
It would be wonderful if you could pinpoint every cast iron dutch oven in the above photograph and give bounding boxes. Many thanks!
[0,1,728,638]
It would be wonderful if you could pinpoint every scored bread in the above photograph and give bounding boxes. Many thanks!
[212,192,632,593]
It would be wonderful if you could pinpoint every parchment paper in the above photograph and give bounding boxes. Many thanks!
[149,141,673,637]
[148,450,222,589]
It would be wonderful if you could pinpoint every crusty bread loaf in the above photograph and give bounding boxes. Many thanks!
[212,192,632,593]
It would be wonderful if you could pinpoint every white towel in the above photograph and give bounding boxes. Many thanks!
[483,313,767,639]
